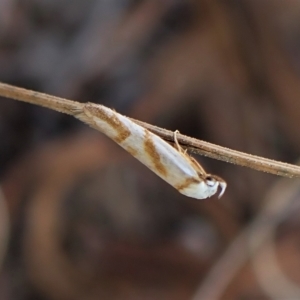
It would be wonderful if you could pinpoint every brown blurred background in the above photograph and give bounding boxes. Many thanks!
[1,0,300,299]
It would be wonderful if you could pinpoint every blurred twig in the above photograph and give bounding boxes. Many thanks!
[0,187,9,270]
[0,81,300,178]
[191,175,300,300]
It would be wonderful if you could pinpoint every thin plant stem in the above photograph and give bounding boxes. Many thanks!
[0,81,300,178]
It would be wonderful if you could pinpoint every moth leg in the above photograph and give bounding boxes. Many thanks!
[174,130,184,153]
[174,130,206,175]
[189,156,207,175]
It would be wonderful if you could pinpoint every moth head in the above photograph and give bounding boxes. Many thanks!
[205,175,227,199]
[178,173,227,200]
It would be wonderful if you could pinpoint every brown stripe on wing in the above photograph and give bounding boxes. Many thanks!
[144,130,167,177]
[85,104,131,143]
[126,146,138,157]
[175,177,200,191]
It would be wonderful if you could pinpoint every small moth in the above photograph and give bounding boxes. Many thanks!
[74,103,226,199]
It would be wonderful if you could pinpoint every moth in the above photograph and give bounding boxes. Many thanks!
[75,103,227,199]
[3,85,226,199]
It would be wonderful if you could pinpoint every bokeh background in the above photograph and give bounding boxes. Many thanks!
[1,0,300,299]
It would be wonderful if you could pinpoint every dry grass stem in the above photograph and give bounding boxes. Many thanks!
[1,81,300,178]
